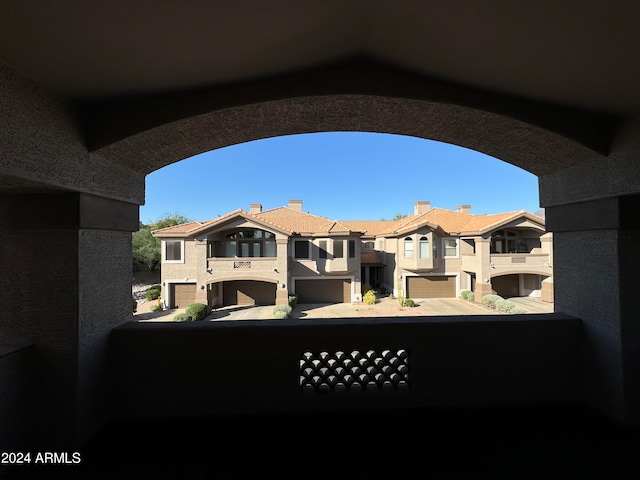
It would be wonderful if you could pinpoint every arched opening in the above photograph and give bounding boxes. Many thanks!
[138,131,548,317]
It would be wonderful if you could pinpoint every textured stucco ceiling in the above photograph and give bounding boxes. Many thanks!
[0,1,639,113]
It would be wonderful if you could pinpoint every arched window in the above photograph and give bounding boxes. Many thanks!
[419,236,429,258]
[404,237,414,258]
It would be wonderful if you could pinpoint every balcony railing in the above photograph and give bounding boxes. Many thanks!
[490,254,550,267]
[461,253,550,273]
[111,314,580,422]
[208,257,278,274]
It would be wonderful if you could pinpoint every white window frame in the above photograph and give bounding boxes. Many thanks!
[419,236,430,259]
[294,239,312,260]
[403,237,414,259]
[162,239,185,264]
[442,237,459,259]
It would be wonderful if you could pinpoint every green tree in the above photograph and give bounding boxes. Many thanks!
[152,212,192,230]
[379,213,408,221]
[132,224,160,271]
[132,213,193,271]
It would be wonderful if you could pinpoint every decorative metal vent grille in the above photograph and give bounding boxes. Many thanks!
[233,261,251,269]
[511,256,527,264]
[300,349,410,394]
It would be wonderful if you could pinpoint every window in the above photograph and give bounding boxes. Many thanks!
[443,238,459,258]
[364,241,375,249]
[404,237,414,258]
[294,240,310,259]
[164,240,183,262]
[265,239,276,257]
[333,240,343,258]
[419,237,429,258]
[319,240,328,259]
[210,229,277,258]
[348,240,356,258]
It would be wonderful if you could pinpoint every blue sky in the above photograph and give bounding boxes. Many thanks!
[140,132,541,224]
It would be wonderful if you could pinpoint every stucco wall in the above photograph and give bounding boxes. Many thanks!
[111,315,581,421]
[0,64,145,204]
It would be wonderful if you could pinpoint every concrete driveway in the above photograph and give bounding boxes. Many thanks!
[135,296,553,322]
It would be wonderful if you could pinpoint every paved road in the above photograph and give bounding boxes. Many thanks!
[135,296,554,322]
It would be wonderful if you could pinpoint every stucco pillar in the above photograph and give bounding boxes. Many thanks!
[0,193,139,448]
[540,234,554,302]
[539,115,640,424]
[473,238,493,303]
[545,195,640,424]
[194,240,209,307]
[276,239,289,305]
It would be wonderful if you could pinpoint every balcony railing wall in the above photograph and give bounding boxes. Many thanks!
[111,314,580,421]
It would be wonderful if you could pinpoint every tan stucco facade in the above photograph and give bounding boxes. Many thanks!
[154,202,552,308]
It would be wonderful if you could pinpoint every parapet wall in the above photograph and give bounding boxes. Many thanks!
[111,314,581,421]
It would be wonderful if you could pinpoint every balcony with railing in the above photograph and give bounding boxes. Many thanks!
[207,257,279,278]
[490,253,551,273]
[111,313,580,422]
[462,252,551,276]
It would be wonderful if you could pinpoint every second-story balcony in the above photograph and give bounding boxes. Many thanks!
[207,257,279,277]
[462,253,551,275]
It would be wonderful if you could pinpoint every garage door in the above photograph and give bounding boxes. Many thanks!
[406,276,456,298]
[491,275,519,298]
[223,280,276,306]
[171,283,196,308]
[296,279,351,304]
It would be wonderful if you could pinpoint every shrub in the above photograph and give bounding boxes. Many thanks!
[288,295,298,308]
[273,311,288,319]
[185,303,208,321]
[363,290,376,305]
[511,306,527,314]
[460,290,471,300]
[145,287,161,301]
[361,283,373,295]
[403,298,415,307]
[132,296,137,314]
[149,303,162,312]
[174,312,191,322]
[495,299,516,313]
[482,294,503,309]
[389,293,395,299]
[273,304,293,317]
[465,292,475,303]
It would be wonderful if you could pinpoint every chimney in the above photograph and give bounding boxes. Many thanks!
[249,203,262,213]
[288,199,303,211]
[457,205,471,214]
[414,201,431,215]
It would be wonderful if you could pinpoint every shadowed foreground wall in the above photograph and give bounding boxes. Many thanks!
[111,315,580,421]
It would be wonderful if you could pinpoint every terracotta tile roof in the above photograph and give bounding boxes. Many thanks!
[341,220,401,237]
[254,207,360,235]
[343,209,544,236]
[151,221,203,235]
[153,205,545,238]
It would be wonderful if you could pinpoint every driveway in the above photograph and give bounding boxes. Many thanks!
[135,296,553,322]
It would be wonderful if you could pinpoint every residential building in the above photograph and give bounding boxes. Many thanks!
[152,200,552,309]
